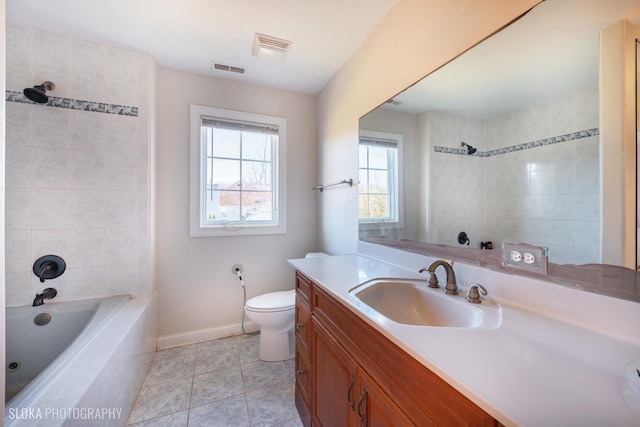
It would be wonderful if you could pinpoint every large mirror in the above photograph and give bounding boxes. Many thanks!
[359,0,639,271]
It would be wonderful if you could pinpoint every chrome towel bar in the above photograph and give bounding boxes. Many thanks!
[312,178,353,192]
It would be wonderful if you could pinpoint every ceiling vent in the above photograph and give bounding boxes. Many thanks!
[211,62,245,74]
[252,33,292,62]
[385,99,402,106]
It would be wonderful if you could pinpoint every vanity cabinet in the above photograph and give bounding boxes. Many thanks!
[294,271,500,427]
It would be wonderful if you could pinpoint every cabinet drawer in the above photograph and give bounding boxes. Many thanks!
[295,298,311,353]
[295,384,311,427]
[295,348,312,405]
[295,272,312,307]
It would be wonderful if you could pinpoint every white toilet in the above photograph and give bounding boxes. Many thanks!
[244,252,327,362]
[244,289,296,361]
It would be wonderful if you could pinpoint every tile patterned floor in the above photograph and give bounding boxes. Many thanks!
[126,334,302,427]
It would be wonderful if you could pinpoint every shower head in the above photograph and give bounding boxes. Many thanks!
[461,142,477,155]
[23,81,55,104]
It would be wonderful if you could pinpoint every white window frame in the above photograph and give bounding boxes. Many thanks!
[358,129,404,231]
[190,104,287,237]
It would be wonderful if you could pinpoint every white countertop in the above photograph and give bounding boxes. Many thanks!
[288,253,640,427]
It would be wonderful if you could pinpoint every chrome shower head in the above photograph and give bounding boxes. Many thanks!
[23,81,55,104]
[461,142,477,155]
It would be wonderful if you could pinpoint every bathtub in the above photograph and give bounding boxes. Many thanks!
[5,295,156,426]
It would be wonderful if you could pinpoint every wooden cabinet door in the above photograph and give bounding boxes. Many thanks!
[357,370,415,427]
[311,317,359,427]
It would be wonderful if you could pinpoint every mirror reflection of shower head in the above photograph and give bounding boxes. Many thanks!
[23,81,55,104]
[461,142,477,155]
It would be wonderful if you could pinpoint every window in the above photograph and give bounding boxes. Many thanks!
[190,105,286,237]
[358,130,402,225]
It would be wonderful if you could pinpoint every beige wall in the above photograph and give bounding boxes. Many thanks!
[155,67,317,343]
[317,0,542,254]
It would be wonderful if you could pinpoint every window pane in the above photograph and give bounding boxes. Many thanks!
[210,159,240,187]
[359,145,368,168]
[241,191,273,221]
[219,190,241,221]
[205,190,241,222]
[358,169,368,192]
[369,170,389,193]
[211,128,240,158]
[242,160,272,191]
[243,133,273,161]
[368,194,390,218]
[368,146,388,169]
[359,194,369,218]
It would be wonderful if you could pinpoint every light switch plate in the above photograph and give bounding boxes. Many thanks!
[502,243,548,274]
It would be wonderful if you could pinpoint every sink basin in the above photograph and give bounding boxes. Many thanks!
[350,279,500,329]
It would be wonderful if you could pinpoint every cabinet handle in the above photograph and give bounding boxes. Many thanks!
[357,386,366,427]
[296,322,304,329]
[347,374,355,411]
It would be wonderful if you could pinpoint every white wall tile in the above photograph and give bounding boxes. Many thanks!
[5,26,154,304]
[5,272,32,307]
[31,189,70,229]
[6,145,31,188]
[106,227,137,266]
[70,190,106,229]
[31,29,71,99]
[70,149,106,190]
[69,228,106,269]
[106,190,138,228]
[5,102,32,146]
[6,26,32,91]
[31,229,70,260]
[5,188,31,230]
[106,265,137,297]
[66,267,107,300]
[31,106,70,148]
[5,230,31,273]
[106,149,138,190]
[31,147,70,189]
[69,109,107,152]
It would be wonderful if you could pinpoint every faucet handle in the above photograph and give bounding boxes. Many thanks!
[465,284,487,304]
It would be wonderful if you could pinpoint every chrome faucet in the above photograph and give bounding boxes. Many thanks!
[33,287,57,307]
[418,260,458,295]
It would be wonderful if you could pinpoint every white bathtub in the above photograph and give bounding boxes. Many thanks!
[5,295,156,426]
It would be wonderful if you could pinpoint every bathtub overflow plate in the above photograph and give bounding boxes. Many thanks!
[34,312,52,326]
[8,361,20,372]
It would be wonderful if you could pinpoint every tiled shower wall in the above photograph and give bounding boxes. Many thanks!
[429,88,600,264]
[5,26,155,306]
[426,112,486,247]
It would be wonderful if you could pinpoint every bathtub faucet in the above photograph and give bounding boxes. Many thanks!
[33,288,57,307]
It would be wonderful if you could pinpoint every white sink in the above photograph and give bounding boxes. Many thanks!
[350,278,501,329]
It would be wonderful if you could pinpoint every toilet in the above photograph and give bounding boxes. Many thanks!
[244,289,296,361]
[244,252,327,362]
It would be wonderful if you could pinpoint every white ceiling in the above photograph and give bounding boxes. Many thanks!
[6,0,398,94]
[383,0,640,119]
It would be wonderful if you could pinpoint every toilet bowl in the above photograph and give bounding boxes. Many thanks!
[244,253,327,362]
[244,289,296,361]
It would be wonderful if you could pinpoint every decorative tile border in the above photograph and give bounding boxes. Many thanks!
[434,128,599,157]
[5,90,138,117]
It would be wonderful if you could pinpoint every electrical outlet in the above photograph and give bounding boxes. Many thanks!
[503,243,548,274]
[523,252,536,264]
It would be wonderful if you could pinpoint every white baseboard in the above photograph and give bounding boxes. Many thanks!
[156,321,259,350]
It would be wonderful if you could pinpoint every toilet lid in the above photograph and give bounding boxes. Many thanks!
[245,290,295,312]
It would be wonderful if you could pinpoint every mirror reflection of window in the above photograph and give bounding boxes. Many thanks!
[358,130,401,224]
